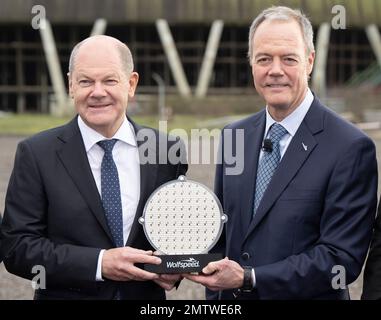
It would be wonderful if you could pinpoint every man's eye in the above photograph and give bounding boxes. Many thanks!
[256,58,271,65]
[78,80,92,86]
[105,79,118,85]
[284,58,298,65]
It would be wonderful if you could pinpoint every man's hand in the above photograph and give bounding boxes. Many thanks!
[102,246,161,281]
[154,274,183,291]
[183,257,244,291]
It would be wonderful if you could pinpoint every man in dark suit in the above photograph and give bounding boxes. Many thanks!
[0,35,187,299]
[185,6,377,299]
[362,202,381,299]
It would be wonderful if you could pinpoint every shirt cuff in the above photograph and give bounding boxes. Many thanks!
[96,249,106,281]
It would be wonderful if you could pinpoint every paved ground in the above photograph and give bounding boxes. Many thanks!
[1,127,381,300]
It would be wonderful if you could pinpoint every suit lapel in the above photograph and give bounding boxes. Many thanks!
[243,99,324,242]
[56,117,114,242]
[238,112,266,233]
[126,120,158,246]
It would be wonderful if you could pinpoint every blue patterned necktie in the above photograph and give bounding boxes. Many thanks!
[253,123,288,216]
[98,139,124,247]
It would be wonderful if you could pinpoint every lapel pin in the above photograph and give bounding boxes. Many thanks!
[302,143,308,151]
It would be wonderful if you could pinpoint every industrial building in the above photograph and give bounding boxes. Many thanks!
[0,0,380,113]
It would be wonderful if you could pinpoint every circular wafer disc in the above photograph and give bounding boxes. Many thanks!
[139,176,227,255]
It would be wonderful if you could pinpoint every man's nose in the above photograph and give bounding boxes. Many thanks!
[90,81,107,97]
[268,58,284,76]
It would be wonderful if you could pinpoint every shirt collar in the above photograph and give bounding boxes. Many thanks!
[78,115,137,152]
[264,88,314,138]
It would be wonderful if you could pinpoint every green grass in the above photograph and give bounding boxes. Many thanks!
[0,113,245,136]
[0,114,72,135]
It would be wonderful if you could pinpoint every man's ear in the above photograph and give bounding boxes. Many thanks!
[128,72,139,98]
[307,51,315,76]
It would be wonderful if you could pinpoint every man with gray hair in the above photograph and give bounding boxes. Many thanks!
[0,35,187,299]
[185,6,377,299]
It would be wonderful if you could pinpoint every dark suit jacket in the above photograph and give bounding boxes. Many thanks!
[211,96,377,300]
[362,200,381,300]
[0,116,187,300]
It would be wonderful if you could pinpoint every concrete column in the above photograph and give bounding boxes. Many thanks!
[366,25,381,68]
[91,19,107,36]
[15,37,25,113]
[40,70,48,113]
[195,20,224,98]
[152,73,166,121]
[39,19,69,116]
[156,19,191,97]
[311,23,330,99]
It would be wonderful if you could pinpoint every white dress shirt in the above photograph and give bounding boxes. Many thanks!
[259,88,314,162]
[252,88,314,288]
[77,116,140,281]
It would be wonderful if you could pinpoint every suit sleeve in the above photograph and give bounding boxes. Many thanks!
[362,202,381,300]
[254,136,378,299]
[0,140,101,288]
[175,137,188,177]
[206,129,226,300]
[212,129,226,256]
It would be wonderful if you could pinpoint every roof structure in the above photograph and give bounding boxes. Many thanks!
[1,0,380,27]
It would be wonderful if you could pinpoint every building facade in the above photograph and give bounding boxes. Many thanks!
[0,0,380,112]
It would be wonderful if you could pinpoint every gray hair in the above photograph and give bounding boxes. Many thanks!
[68,36,134,76]
[248,6,314,64]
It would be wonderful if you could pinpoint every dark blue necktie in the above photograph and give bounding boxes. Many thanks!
[98,139,124,247]
[253,123,288,216]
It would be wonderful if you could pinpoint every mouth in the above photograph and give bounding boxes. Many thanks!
[88,104,112,109]
[265,84,289,88]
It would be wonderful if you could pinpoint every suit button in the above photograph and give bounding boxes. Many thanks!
[242,252,250,260]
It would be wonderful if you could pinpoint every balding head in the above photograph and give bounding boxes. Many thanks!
[68,35,134,77]
[67,35,139,138]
